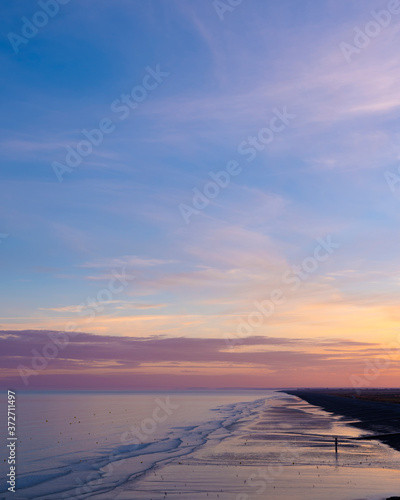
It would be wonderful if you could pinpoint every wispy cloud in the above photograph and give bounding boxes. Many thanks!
[40,301,167,313]
[1,0,400,390]
[79,256,175,269]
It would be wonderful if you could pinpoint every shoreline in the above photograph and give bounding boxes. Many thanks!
[283,389,400,453]
[128,390,400,500]
[5,390,400,499]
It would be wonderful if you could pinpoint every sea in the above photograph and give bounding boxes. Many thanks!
[1,390,399,500]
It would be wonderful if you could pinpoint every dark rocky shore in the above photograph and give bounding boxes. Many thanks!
[283,389,400,453]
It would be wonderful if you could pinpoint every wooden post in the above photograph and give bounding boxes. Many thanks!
[335,437,338,456]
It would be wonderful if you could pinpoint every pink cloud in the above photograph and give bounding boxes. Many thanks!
[1,330,392,390]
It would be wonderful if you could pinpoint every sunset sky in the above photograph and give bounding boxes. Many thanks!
[1,0,400,389]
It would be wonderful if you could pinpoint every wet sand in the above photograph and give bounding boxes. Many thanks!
[285,389,400,453]
[90,392,400,500]
[109,464,400,500]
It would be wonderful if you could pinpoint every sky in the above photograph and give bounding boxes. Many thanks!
[1,0,400,390]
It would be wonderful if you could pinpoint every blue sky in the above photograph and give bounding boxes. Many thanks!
[1,0,400,388]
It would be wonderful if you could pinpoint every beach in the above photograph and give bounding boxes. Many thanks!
[1,390,400,500]
[285,389,400,453]
[120,391,400,500]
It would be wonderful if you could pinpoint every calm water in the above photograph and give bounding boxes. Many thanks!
[0,390,271,499]
[0,390,399,499]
